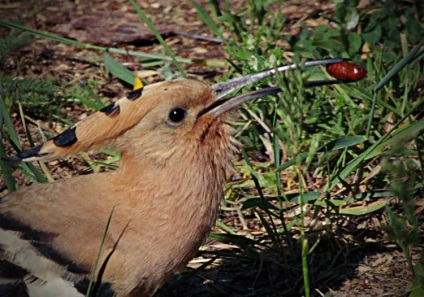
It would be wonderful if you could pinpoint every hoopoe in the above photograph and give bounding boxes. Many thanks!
[0,58,358,297]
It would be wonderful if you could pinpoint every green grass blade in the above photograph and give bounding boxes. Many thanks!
[0,20,192,64]
[241,148,284,252]
[192,1,224,39]
[0,90,46,185]
[276,152,307,171]
[103,52,135,85]
[331,117,424,189]
[374,39,424,92]
[0,90,16,192]
[337,200,387,216]
[0,20,103,50]
[301,237,310,297]
[320,135,367,151]
[129,0,186,76]
[364,117,424,160]
[108,48,191,64]
[0,97,20,147]
[86,207,115,297]
[0,140,15,192]
[73,85,104,111]
[215,219,237,234]
[208,232,259,246]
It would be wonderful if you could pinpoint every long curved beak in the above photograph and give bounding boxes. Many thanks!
[198,87,281,118]
[199,58,357,119]
[211,58,347,100]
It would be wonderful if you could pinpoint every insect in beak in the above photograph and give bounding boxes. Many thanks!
[198,58,366,119]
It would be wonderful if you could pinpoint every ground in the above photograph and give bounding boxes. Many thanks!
[0,0,421,296]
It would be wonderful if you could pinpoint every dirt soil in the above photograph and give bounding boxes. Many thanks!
[0,1,421,296]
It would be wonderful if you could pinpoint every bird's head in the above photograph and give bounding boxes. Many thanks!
[4,58,359,168]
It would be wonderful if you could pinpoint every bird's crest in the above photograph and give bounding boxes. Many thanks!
[4,83,155,163]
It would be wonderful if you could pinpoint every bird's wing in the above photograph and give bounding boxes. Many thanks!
[0,174,122,297]
[0,215,117,297]
[0,222,85,297]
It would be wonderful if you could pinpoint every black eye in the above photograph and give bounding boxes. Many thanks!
[168,107,187,123]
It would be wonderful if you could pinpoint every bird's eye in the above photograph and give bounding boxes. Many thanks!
[168,107,187,124]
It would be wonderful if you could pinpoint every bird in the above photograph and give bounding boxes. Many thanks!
[0,58,354,297]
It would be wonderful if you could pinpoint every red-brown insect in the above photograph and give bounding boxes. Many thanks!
[326,61,367,82]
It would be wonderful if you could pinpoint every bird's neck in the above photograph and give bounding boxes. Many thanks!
[112,136,233,236]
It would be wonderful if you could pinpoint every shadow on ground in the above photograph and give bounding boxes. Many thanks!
[156,231,410,297]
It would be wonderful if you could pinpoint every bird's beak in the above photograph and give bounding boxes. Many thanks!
[198,58,351,119]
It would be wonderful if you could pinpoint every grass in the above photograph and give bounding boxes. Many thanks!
[1,0,423,296]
